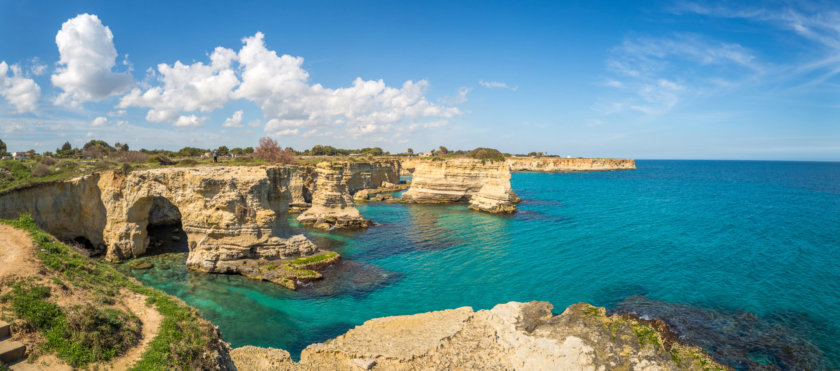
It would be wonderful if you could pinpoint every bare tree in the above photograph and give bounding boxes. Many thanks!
[254,137,295,164]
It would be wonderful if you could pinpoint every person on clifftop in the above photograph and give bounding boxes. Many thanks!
[213,150,218,163]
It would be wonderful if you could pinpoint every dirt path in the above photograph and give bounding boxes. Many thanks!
[0,224,39,280]
[0,223,163,370]
[99,292,163,370]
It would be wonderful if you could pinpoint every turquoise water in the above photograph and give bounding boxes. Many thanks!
[119,160,840,369]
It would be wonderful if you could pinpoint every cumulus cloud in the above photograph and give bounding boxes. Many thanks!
[51,14,132,106]
[174,115,207,127]
[0,61,41,113]
[91,116,108,126]
[222,109,244,127]
[119,31,459,134]
[117,46,239,123]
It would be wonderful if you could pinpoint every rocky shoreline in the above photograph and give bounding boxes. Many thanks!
[230,300,726,370]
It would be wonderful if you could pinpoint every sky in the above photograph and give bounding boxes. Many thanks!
[0,0,838,160]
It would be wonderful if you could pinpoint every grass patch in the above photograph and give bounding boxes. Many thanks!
[283,267,319,277]
[1,215,226,370]
[288,252,338,266]
[632,323,660,347]
[0,281,141,367]
[583,305,601,317]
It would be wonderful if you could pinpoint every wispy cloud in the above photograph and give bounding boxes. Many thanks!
[602,33,762,116]
[479,80,518,91]
[674,1,840,85]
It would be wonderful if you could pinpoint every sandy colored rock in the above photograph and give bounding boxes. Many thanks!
[402,158,519,213]
[506,157,636,172]
[232,301,726,370]
[297,162,371,230]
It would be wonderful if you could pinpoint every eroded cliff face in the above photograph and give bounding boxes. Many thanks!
[506,157,636,172]
[231,301,724,370]
[297,162,371,230]
[401,159,519,213]
[0,164,394,285]
[343,160,401,194]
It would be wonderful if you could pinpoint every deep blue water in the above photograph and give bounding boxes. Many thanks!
[119,160,840,369]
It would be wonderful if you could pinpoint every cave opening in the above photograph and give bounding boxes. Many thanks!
[67,236,104,257]
[145,196,189,255]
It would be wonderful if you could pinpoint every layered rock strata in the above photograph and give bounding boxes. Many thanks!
[401,159,519,213]
[231,301,724,370]
[343,160,401,194]
[0,164,392,287]
[506,157,636,172]
[297,162,372,230]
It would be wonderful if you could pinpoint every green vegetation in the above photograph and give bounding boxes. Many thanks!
[670,346,728,371]
[583,305,602,317]
[288,251,339,266]
[1,215,225,370]
[0,281,141,366]
[467,147,506,162]
[632,323,660,347]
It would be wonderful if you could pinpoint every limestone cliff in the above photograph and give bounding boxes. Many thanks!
[342,160,401,194]
[401,159,519,213]
[506,157,636,172]
[231,301,725,370]
[297,162,371,230]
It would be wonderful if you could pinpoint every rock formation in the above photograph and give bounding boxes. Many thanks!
[231,301,725,370]
[297,162,371,230]
[0,163,398,287]
[342,160,401,194]
[506,157,636,172]
[401,159,519,213]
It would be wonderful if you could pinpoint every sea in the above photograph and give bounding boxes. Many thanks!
[118,160,840,370]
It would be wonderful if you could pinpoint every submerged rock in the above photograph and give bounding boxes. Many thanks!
[612,296,827,370]
[231,301,725,370]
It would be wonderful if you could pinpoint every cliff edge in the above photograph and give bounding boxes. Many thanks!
[231,301,726,370]
[401,159,519,214]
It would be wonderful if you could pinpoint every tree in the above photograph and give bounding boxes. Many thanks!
[114,142,129,152]
[254,137,295,164]
[61,141,72,152]
[215,146,230,156]
[439,146,449,155]
[407,148,413,155]
[467,147,505,162]
[230,147,245,156]
[0,138,6,156]
[243,147,254,154]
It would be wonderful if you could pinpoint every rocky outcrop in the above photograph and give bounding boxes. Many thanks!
[506,157,636,172]
[343,160,401,194]
[0,166,369,288]
[398,157,425,176]
[231,301,725,370]
[401,159,519,213]
[297,162,371,230]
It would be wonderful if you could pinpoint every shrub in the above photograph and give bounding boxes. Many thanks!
[57,305,141,364]
[467,147,506,162]
[40,156,57,166]
[94,161,115,170]
[32,163,52,177]
[121,163,132,173]
[254,137,295,164]
[177,159,197,167]
[148,155,175,165]
[56,160,78,170]
[119,151,150,163]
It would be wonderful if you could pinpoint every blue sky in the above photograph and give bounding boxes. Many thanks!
[0,0,838,160]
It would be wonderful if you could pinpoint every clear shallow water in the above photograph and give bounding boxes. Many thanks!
[118,160,840,369]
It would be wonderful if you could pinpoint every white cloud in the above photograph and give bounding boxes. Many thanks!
[174,115,207,127]
[118,46,239,122]
[91,116,108,126]
[116,120,128,126]
[232,32,460,136]
[602,33,762,116]
[51,14,132,106]
[29,58,47,76]
[479,80,518,91]
[0,61,41,113]
[439,87,471,105]
[116,31,459,134]
[222,109,244,127]
[676,2,840,85]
